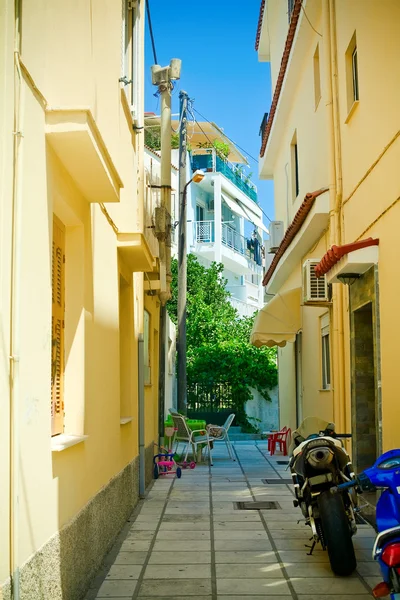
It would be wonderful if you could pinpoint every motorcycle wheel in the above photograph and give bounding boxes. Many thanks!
[318,490,357,576]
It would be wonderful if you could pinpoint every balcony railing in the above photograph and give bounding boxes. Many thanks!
[191,152,258,203]
[221,222,247,256]
[195,220,215,243]
[194,221,263,267]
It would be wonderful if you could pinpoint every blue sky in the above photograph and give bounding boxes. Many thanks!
[144,0,275,223]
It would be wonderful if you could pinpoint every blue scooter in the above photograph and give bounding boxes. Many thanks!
[334,449,400,599]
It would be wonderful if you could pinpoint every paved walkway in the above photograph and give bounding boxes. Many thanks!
[86,441,379,599]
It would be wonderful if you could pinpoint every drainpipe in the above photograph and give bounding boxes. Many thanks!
[9,0,23,597]
[10,0,23,596]
[323,0,346,436]
[138,334,145,497]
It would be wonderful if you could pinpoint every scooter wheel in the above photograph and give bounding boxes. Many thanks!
[189,462,196,469]
[176,467,182,479]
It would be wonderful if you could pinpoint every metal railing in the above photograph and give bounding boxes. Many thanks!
[194,220,214,243]
[191,152,258,203]
[221,222,246,256]
[228,297,258,317]
[194,221,254,261]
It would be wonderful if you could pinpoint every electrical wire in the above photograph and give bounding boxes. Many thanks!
[146,0,158,64]
[300,2,322,37]
[192,109,273,223]
[192,107,260,165]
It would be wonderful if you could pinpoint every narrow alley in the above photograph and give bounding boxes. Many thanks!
[86,442,378,599]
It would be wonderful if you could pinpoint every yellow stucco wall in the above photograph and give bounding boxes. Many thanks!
[260,0,400,452]
[0,0,163,587]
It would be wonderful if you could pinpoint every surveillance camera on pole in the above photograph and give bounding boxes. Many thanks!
[151,59,181,87]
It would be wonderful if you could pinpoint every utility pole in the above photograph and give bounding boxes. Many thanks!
[151,60,181,441]
[177,91,189,414]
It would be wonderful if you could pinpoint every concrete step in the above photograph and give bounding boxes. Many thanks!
[228,433,262,441]
[229,426,242,434]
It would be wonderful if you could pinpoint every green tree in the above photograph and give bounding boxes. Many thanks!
[145,126,179,150]
[167,255,277,428]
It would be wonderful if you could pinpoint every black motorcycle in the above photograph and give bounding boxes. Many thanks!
[289,420,357,576]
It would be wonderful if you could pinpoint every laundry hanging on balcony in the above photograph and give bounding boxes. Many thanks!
[250,288,301,348]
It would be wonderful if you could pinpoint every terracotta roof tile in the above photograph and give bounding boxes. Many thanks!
[260,0,302,158]
[262,188,329,287]
[255,0,266,51]
[314,238,379,278]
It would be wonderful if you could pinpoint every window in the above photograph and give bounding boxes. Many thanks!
[313,44,321,109]
[144,310,151,384]
[321,314,331,390]
[121,0,137,113]
[51,216,65,436]
[291,131,299,200]
[345,32,359,117]
[196,204,205,222]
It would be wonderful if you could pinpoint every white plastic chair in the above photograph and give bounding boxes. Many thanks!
[170,413,212,465]
[207,413,236,462]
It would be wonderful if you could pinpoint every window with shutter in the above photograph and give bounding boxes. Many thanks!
[51,216,65,435]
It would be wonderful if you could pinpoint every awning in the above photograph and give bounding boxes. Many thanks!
[222,193,249,220]
[237,200,269,234]
[250,288,301,348]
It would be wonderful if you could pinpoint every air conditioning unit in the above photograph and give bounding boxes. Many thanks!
[269,221,284,252]
[303,259,329,304]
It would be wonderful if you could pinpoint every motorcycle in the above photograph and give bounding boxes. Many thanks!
[333,449,400,598]
[289,417,357,576]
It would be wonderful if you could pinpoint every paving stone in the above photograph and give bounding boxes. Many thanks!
[156,530,210,540]
[213,521,264,530]
[216,564,284,578]
[125,530,155,540]
[161,514,209,522]
[276,550,329,563]
[96,579,137,597]
[113,551,148,565]
[356,561,381,577]
[217,596,292,600]
[130,522,158,531]
[296,596,373,600]
[214,530,269,540]
[144,564,211,579]
[215,551,277,564]
[214,539,272,551]
[216,578,290,595]
[290,578,368,595]
[138,597,211,600]
[153,540,210,552]
[149,551,212,564]
[211,513,262,522]
[120,539,152,552]
[138,578,212,596]
[159,521,210,531]
[105,564,142,579]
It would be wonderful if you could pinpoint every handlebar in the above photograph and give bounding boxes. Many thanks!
[335,433,352,438]
[331,472,376,494]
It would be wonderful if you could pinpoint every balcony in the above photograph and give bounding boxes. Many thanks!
[191,152,258,203]
[193,221,263,273]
